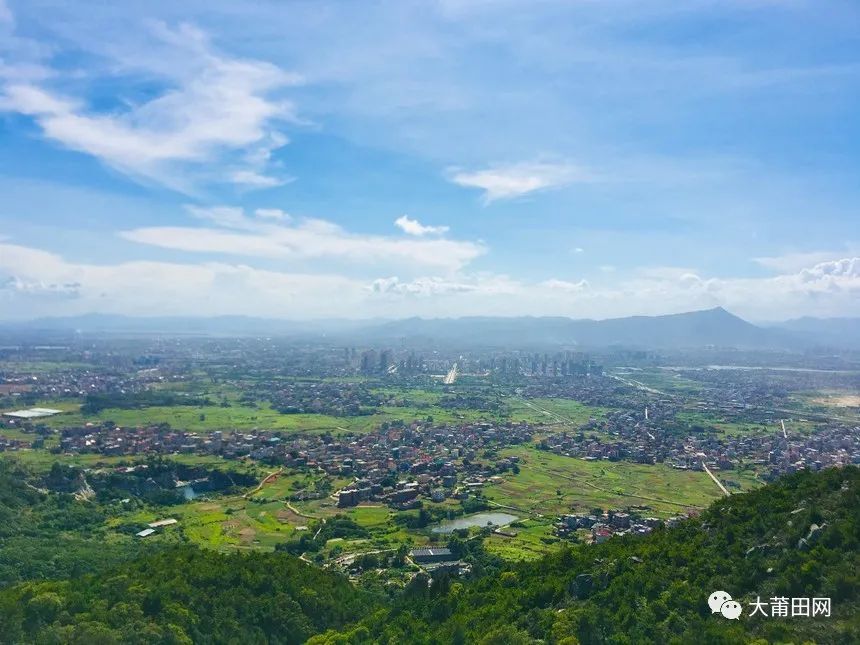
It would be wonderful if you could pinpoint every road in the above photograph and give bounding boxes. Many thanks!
[244,468,283,498]
[701,461,730,496]
[607,373,667,395]
[285,501,318,519]
[443,362,459,385]
[513,397,577,426]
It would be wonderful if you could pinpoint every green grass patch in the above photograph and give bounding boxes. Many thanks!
[484,447,760,519]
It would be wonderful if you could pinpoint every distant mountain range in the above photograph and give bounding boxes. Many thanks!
[3,308,859,350]
[366,307,787,349]
[771,316,860,349]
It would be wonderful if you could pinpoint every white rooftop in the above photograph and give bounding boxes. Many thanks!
[3,407,63,419]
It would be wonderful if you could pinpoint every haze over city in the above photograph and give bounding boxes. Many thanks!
[1,0,859,321]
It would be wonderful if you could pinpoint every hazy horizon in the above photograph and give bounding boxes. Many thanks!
[2,305,851,328]
[1,1,859,321]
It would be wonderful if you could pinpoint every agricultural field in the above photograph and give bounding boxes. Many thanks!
[609,368,704,395]
[5,395,511,436]
[508,397,610,426]
[674,411,773,436]
[790,391,860,421]
[483,518,563,562]
[483,447,761,519]
[675,400,843,436]
[30,402,373,433]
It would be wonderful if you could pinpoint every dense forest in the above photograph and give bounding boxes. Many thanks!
[0,460,141,586]
[0,463,857,643]
[0,549,379,644]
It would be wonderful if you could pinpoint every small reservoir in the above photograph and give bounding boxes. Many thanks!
[431,512,519,534]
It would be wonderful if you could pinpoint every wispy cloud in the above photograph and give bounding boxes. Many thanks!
[2,238,860,320]
[121,205,484,272]
[370,276,480,296]
[540,278,589,292]
[753,249,859,273]
[0,22,299,192]
[254,208,291,222]
[230,170,291,189]
[0,242,365,319]
[394,215,450,236]
[449,161,594,203]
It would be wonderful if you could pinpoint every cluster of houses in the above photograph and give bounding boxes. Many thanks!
[0,366,166,404]
[540,409,860,483]
[44,419,533,501]
[556,510,685,543]
[335,465,498,510]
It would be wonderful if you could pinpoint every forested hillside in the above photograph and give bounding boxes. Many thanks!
[0,460,140,586]
[0,465,857,644]
[0,548,380,644]
[311,466,860,644]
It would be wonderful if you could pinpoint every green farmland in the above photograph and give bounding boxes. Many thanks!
[483,447,761,519]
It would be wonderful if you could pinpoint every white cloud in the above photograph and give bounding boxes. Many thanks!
[394,215,450,236]
[1,275,80,298]
[798,257,860,282]
[540,278,589,292]
[121,205,485,272]
[754,249,859,273]
[254,208,291,221]
[635,266,701,281]
[0,22,300,191]
[449,161,595,202]
[370,276,477,296]
[1,241,859,321]
[0,242,366,319]
[230,170,290,189]
[186,205,250,229]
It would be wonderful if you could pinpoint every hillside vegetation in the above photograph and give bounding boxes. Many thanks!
[0,548,380,644]
[0,460,140,586]
[314,465,860,644]
[0,465,857,644]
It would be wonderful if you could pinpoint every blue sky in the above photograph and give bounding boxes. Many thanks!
[1,0,858,321]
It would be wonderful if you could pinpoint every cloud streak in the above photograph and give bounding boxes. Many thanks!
[0,22,299,191]
[449,161,594,202]
[394,215,450,236]
[4,238,858,321]
[120,206,485,272]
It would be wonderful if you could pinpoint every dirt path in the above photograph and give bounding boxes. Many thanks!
[701,461,730,496]
[285,501,318,519]
[244,467,283,498]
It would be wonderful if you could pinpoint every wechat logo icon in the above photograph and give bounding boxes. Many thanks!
[708,591,743,620]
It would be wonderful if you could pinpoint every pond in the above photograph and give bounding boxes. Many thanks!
[431,512,519,534]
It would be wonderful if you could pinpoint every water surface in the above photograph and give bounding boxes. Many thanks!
[431,512,519,534]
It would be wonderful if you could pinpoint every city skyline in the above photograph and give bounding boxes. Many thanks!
[1,0,859,321]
